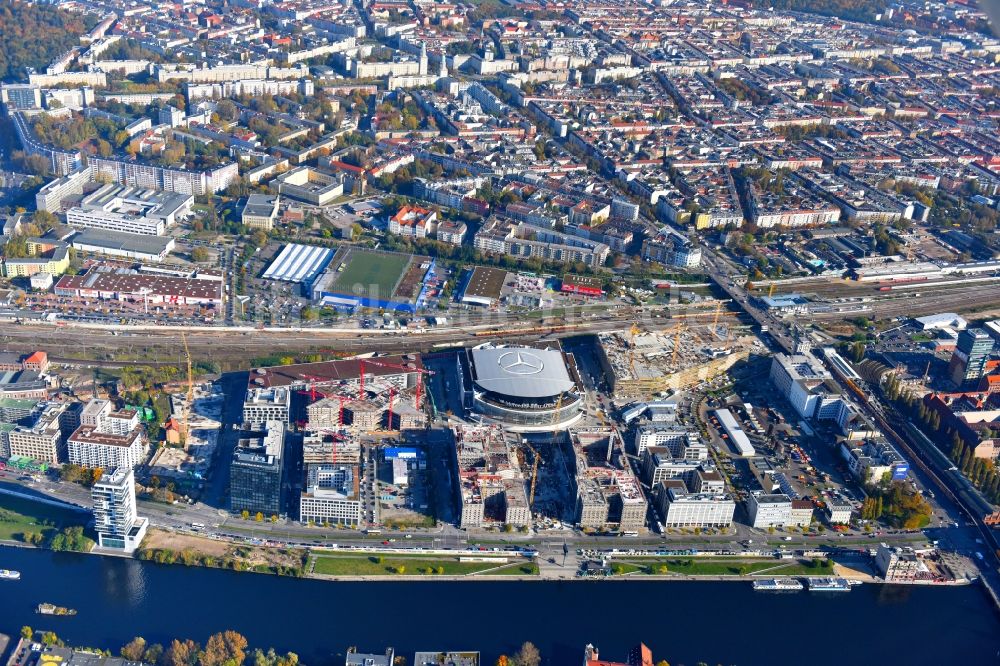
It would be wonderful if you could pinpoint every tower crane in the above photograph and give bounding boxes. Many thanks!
[180,331,193,449]
[671,322,684,366]
[522,440,542,506]
[358,358,435,409]
[298,374,348,427]
[628,322,641,377]
[298,374,329,403]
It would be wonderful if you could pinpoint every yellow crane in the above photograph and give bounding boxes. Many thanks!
[628,322,641,377]
[522,441,542,506]
[768,282,776,298]
[671,322,684,366]
[180,331,193,449]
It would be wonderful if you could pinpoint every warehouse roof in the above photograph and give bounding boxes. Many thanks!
[55,268,222,301]
[913,312,967,331]
[461,266,507,304]
[715,408,755,457]
[251,355,424,388]
[71,229,174,256]
[262,243,334,283]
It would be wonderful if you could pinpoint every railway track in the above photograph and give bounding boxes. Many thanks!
[0,310,746,366]
[809,287,1000,320]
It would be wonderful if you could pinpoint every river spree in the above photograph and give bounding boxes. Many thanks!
[1,545,998,666]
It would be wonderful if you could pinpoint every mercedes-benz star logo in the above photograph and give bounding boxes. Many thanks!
[497,351,544,375]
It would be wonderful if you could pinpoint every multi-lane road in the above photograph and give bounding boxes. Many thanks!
[1,248,996,588]
[701,250,798,353]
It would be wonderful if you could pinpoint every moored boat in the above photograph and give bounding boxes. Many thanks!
[806,577,851,592]
[37,603,77,616]
[753,577,804,591]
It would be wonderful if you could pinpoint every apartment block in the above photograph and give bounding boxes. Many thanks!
[243,387,291,424]
[92,467,147,553]
[68,426,147,471]
[8,403,68,465]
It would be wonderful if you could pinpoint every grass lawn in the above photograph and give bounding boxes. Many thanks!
[491,562,539,576]
[616,557,834,577]
[0,495,87,542]
[382,514,436,529]
[328,249,411,298]
[650,559,779,576]
[311,554,516,576]
[766,560,835,576]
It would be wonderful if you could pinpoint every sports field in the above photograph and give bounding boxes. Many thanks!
[328,248,411,298]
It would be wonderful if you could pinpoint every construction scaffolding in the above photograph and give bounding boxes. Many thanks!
[453,424,532,529]
[569,428,645,533]
[596,323,753,399]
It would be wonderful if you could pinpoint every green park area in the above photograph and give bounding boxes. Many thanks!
[611,557,834,577]
[0,494,88,543]
[489,561,539,575]
[311,553,537,577]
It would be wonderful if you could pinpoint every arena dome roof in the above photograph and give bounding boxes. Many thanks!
[470,347,575,399]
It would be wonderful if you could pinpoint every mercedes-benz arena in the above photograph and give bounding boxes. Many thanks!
[468,345,584,432]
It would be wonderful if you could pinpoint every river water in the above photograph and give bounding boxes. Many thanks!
[1,545,998,666]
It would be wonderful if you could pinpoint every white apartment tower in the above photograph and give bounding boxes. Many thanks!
[91,467,148,553]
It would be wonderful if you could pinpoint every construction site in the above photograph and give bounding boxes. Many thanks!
[237,354,441,528]
[297,428,365,527]
[520,434,577,530]
[251,354,433,434]
[452,423,532,530]
[144,331,209,491]
[375,445,435,529]
[595,312,755,399]
[447,420,653,535]
[566,428,646,534]
[147,381,223,491]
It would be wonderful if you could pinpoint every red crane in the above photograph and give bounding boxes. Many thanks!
[318,427,348,463]
[299,374,349,426]
[338,394,347,426]
[298,374,329,402]
[357,358,435,409]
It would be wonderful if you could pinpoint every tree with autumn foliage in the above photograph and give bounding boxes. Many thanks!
[200,631,248,666]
